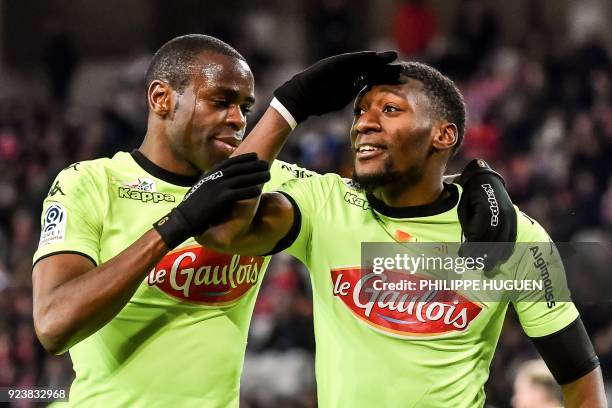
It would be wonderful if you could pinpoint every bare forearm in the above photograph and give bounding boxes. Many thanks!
[201,192,294,255]
[34,229,168,354]
[562,368,606,407]
[232,106,292,161]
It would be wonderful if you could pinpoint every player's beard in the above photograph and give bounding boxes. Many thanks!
[351,156,424,194]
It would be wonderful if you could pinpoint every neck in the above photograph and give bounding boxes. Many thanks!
[139,122,200,177]
[373,164,446,207]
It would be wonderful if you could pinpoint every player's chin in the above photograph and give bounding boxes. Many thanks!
[353,159,386,178]
[201,141,234,167]
[352,165,384,181]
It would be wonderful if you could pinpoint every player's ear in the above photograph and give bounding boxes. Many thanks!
[432,122,457,152]
[148,80,173,117]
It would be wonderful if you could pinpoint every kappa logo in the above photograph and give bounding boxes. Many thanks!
[48,181,65,197]
[39,204,67,246]
[481,184,499,227]
[118,187,175,203]
[65,162,80,172]
[183,171,223,201]
[202,171,223,183]
[344,192,370,210]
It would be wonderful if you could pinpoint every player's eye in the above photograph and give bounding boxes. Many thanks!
[353,107,365,116]
[383,104,400,113]
[240,105,252,116]
[213,99,230,108]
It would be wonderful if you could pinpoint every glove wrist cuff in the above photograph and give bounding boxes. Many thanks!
[272,87,309,124]
[270,97,298,130]
[153,209,194,250]
[457,159,505,188]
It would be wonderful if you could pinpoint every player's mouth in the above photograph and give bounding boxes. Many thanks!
[213,136,240,154]
[355,143,387,160]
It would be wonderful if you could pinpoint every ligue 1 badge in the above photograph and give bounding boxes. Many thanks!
[39,204,67,246]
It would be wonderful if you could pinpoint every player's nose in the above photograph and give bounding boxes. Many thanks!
[226,105,247,131]
[353,110,382,135]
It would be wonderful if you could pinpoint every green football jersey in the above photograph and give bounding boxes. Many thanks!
[278,173,579,408]
[33,151,314,407]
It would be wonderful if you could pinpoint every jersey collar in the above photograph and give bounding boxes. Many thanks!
[130,150,200,187]
[366,183,459,219]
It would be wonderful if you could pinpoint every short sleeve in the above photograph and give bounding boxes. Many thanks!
[275,174,335,265]
[512,213,579,338]
[33,163,107,267]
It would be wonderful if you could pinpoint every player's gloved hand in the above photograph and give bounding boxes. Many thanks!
[457,159,517,275]
[153,153,270,249]
[273,51,401,125]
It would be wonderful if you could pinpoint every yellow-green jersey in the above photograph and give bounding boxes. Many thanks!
[33,151,314,407]
[277,173,579,408]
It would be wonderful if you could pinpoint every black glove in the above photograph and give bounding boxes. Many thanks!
[154,153,270,249]
[274,51,401,124]
[457,159,517,275]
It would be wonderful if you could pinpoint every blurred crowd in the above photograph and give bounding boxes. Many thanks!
[1,0,612,407]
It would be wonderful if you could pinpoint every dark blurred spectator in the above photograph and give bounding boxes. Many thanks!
[452,0,497,70]
[511,359,563,408]
[308,0,363,59]
[461,123,501,160]
[250,254,314,353]
[42,20,79,104]
[392,0,438,57]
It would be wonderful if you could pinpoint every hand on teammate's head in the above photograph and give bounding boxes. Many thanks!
[273,51,402,124]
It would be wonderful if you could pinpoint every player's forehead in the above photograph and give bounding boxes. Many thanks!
[354,77,430,114]
[355,76,423,103]
[191,52,254,98]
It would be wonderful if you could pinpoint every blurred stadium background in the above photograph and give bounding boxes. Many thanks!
[0,0,611,406]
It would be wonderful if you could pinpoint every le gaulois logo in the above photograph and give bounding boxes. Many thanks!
[331,268,482,337]
[147,245,264,305]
